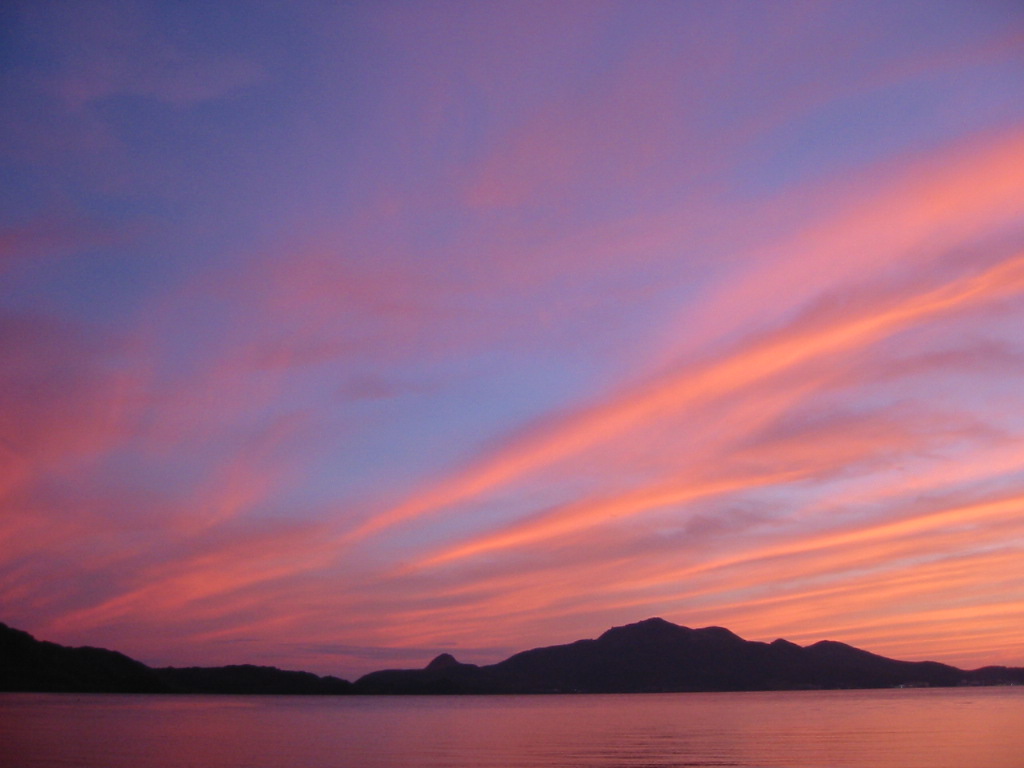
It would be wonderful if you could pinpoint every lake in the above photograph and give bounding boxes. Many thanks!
[2,687,1022,767]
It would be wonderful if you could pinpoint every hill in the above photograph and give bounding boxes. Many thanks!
[0,622,168,693]
[0,622,351,695]
[353,617,1024,693]
[4,618,1023,695]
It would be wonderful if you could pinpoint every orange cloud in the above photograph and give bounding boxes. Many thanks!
[347,246,1024,547]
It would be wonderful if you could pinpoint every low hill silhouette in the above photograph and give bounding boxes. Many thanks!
[0,622,350,695]
[4,618,1023,695]
[157,664,352,695]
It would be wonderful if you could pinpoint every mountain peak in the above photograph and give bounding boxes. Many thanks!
[598,617,687,642]
[771,638,802,650]
[425,653,461,670]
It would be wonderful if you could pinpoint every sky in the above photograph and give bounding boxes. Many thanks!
[2,0,1024,679]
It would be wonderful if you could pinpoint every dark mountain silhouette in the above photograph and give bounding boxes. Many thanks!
[356,652,484,694]
[4,617,1023,695]
[0,622,350,695]
[0,622,168,693]
[353,617,1024,694]
[156,664,352,695]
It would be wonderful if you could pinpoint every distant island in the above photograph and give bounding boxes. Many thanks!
[3,617,1022,695]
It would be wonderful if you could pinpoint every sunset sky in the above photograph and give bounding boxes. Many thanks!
[3,0,1024,678]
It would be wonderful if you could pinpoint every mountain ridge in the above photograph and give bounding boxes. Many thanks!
[354,617,1024,693]
[3,618,1022,695]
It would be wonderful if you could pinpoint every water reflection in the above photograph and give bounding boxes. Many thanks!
[2,688,1022,768]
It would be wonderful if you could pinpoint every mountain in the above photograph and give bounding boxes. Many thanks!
[0,621,169,693]
[0,622,351,695]
[353,617,1024,694]
[156,665,352,695]
[4,617,1023,695]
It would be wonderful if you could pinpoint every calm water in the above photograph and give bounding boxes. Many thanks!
[2,688,1022,768]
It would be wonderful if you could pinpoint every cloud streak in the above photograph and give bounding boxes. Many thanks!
[348,132,1024,550]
